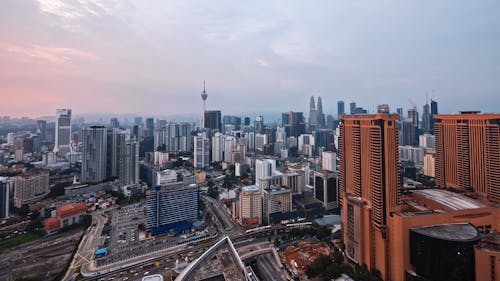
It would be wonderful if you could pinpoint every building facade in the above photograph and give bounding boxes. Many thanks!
[14,171,50,208]
[53,109,72,158]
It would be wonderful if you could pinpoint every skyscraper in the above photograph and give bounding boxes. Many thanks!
[434,112,500,202]
[53,109,72,157]
[339,113,400,276]
[317,96,325,128]
[337,100,345,117]
[110,117,120,128]
[254,116,264,133]
[145,118,155,138]
[282,111,306,137]
[430,99,438,132]
[81,126,108,183]
[194,132,209,169]
[407,107,419,128]
[118,139,139,186]
[308,96,318,129]
[0,177,10,219]
[349,102,356,114]
[422,103,431,133]
[255,159,276,189]
[204,110,222,132]
[146,182,199,235]
[36,120,47,143]
[402,118,418,146]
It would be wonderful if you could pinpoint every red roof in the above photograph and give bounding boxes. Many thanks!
[56,202,87,218]
[44,217,60,230]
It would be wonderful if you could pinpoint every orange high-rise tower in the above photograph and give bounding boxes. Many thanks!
[339,113,400,279]
[434,112,500,202]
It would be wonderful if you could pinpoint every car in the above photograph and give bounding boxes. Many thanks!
[143,271,149,276]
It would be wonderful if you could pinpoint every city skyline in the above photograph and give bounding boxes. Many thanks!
[2,1,500,117]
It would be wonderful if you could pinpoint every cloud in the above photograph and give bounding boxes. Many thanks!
[2,44,99,64]
[256,58,271,68]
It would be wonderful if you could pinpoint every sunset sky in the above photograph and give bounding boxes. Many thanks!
[1,0,499,118]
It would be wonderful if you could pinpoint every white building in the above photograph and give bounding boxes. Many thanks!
[298,134,315,155]
[224,136,236,163]
[255,159,276,188]
[194,133,209,169]
[322,151,337,172]
[255,133,268,151]
[53,109,73,158]
[81,126,108,183]
[211,133,224,163]
[399,145,425,166]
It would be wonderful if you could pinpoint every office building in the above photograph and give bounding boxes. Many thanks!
[238,185,262,225]
[435,112,500,202]
[36,120,47,143]
[134,116,143,126]
[377,104,390,114]
[430,99,438,132]
[402,118,418,146]
[282,171,305,194]
[0,177,10,219]
[53,109,72,158]
[223,136,236,163]
[14,171,50,208]
[282,111,306,137]
[349,102,356,114]
[298,134,315,155]
[322,151,337,172]
[339,113,400,278]
[146,182,199,235]
[145,118,155,138]
[255,159,276,188]
[223,115,241,130]
[254,133,268,151]
[204,110,222,132]
[337,100,345,117]
[396,107,404,120]
[81,126,108,183]
[313,170,339,210]
[262,186,292,225]
[254,116,264,133]
[110,117,119,128]
[408,107,419,128]
[118,139,139,186]
[422,103,431,133]
[194,133,209,169]
[7,132,14,145]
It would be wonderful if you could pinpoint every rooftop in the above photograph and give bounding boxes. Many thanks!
[142,274,164,281]
[410,189,487,210]
[242,185,259,192]
[56,202,87,218]
[411,223,480,242]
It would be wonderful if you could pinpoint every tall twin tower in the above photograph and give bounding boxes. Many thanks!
[308,95,325,129]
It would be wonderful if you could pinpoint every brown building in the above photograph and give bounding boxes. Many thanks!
[339,113,500,281]
[339,113,400,278]
[474,233,500,281]
[434,112,500,202]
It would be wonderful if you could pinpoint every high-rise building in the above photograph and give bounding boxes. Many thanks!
[223,135,236,163]
[396,107,404,121]
[118,139,139,186]
[211,132,224,163]
[402,118,418,146]
[317,96,325,128]
[194,133,209,169]
[313,170,339,210]
[110,117,120,128]
[255,159,276,188]
[262,186,292,225]
[282,171,305,194]
[238,185,262,225]
[0,177,11,219]
[419,133,435,149]
[223,115,242,130]
[423,152,435,177]
[322,151,337,172]
[282,111,306,137]
[254,116,264,133]
[36,120,47,143]
[339,113,400,276]
[435,112,500,202]
[134,116,143,126]
[204,110,222,132]
[408,107,419,128]
[349,102,356,114]
[154,122,192,152]
[377,104,390,114]
[430,99,438,132]
[145,118,155,138]
[146,182,199,235]
[309,96,317,129]
[81,126,108,183]
[53,109,73,158]
[254,133,268,151]
[337,100,345,117]
[14,171,50,208]
[422,103,431,133]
